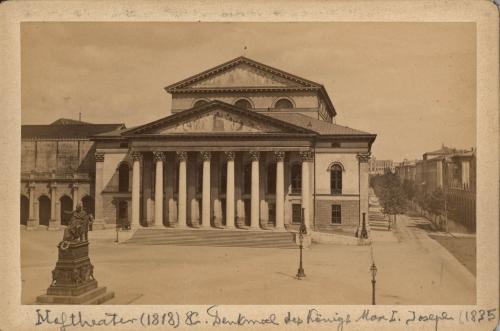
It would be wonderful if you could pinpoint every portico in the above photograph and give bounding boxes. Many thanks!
[126,147,313,231]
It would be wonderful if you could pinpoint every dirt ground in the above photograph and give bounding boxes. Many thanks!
[428,235,476,276]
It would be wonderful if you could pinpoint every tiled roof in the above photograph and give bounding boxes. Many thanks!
[22,121,125,139]
[266,113,374,136]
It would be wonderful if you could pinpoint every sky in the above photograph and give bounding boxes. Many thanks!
[21,22,476,161]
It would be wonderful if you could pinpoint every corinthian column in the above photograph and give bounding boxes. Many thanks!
[94,152,105,228]
[131,152,142,228]
[153,151,165,227]
[274,151,285,230]
[201,151,211,228]
[250,151,260,229]
[357,153,371,233]
[177,151,188,228]
[225,152,235,228]
[300,150,313,230]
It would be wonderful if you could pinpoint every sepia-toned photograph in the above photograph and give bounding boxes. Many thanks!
[18,21,479,306]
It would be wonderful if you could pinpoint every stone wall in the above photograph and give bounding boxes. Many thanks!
[314,199,359,232]
[21,139,96,174]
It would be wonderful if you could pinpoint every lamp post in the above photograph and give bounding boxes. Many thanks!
[370,262,378,305]
[296,208,307,279]
[115,222,120,244]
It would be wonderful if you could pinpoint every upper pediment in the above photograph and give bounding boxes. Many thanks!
[165,56,321,92]
[123,101,314,136]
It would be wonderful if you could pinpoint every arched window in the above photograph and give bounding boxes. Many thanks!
[267,163,276,194]
[330,164,343,195]
[193,99,208,108]
[243,163,252,194]
[291,163,302,194]
[234,99,252,109]
[118,163,130,192]
[274,98,294,109]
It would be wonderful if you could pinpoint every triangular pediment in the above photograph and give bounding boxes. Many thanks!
[154,109,285,134]
[165,57,321,92]
[190,63,301,89]
[123,101,314,136]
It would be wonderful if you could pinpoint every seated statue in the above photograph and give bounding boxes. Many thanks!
[60,203,93,249]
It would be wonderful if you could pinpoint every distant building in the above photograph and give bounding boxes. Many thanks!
[20,119,125,229]
[395,159,417,182]
[394,144,476,232]
[369,158,394,175]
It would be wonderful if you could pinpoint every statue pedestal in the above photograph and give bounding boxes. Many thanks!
[36,241,114,304]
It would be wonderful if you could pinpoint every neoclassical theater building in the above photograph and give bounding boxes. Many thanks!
[92,57,376,234]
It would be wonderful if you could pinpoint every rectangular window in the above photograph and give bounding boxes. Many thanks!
[331,204,341,224]
[292,204,302,224]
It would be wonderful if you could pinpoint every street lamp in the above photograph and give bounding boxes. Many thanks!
[296,208,307,279]
[370,262,378,305]
[115,222,120,244]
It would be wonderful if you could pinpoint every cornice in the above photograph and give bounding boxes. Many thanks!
[170,86,320,94]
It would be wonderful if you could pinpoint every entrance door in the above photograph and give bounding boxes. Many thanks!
[20,195,29,225]
[82,195,95,216]
[38,196,51,226]
[244,199,251,226]
[221,198,226,226]
[118,200,129,229]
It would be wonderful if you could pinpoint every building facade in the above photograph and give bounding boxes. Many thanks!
[368,158,395,175]
[395,145,476,232]
[20,119,125,229]
[92,57,377,234]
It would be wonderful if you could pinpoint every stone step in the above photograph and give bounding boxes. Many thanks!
[37,286,114,304]
[125,229,297,249]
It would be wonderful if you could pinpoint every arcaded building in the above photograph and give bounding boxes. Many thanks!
[20,119,125,229]
[92,57,377,234]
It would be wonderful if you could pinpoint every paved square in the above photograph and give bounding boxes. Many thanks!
[22,213,475,305]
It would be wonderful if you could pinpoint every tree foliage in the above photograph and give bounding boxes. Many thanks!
[371,173,407,217]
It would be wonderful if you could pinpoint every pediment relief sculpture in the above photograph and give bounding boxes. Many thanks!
[155,110,280,134]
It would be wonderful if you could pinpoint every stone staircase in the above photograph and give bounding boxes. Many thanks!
[368,212,391,231]
[124,228,298,249]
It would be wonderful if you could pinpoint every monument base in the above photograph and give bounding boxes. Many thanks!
[36,286,114,304]
[35,240,114,305]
